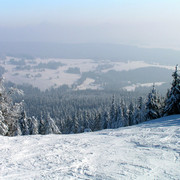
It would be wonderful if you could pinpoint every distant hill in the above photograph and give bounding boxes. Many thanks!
[0,42,180,65]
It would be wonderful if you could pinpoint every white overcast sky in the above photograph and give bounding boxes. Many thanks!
[0,0,180,49]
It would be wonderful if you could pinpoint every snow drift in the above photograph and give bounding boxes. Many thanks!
[0,115,180,179]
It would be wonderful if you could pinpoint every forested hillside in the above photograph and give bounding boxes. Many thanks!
[0,65,180,136]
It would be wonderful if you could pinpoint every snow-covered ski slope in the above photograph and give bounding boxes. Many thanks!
[0,115,180,180]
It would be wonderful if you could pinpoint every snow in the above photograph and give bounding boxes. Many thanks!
[76,78,102,90]
[0,56,174,90]
[101,61,174,73]
[0,115,180,179]
[123,82,165,91]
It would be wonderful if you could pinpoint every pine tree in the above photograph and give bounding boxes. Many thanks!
[45,113,61,134]
[128,102,135,126]
[116,105,123,127]
[83,111,92,132]
[83,111,90,129]
[0,111,8,135]
[101,111,110,129]
[31,116,39,135]
[18,110,29,135]
[14,122,22,136]
[146,85,160,120]
[164,65,180,115]
[64,115,72,134]
[93,112,101,131]
[134,97,146,124]
[39,112,46,135]
[0,79,16,136]
[108,95,117,128]
[0,78,24,136]
[70,113,79,133]
[76,111,84,133]
[121,100,129,126]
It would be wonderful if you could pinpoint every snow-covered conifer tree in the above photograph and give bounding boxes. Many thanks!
[121,100,129,126]
[70,113,79,133]
[39,112,46,134]
[83,111,92,132]
[76,111,84,133]
[18,110,29,135]
[93,112,101,131]
[128,102,135,126]
[31,116,39,135]
[116,105,123,127]
[63,115,72,134]
[134,97,146,124]
[45,113,61,134]
[0,111,8,135]
[108,95,117,128]
[101,111,110,129]
[146,85,160,120]
[164,65,180,115]
[83,111,90,129]
[0,78,24,136]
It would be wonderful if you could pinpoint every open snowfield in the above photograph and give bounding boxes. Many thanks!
[0,115,180,180]
[123,82,165,91]
[0,56,174,90]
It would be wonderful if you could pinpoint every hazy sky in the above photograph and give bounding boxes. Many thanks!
[0,0,180,49]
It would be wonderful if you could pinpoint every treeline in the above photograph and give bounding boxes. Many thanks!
[0,66,179,136]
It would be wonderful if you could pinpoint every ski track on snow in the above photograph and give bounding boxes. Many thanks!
[0,115,180,180]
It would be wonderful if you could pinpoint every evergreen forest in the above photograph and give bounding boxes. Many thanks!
[0,66,179,136]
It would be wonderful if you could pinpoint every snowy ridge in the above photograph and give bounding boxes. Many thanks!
[0,115,180,179]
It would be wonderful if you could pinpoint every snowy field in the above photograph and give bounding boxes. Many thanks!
[0,115,180,180]
[123,82,165,91]
[0,56,174,90]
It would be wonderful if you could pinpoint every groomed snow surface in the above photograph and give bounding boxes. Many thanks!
[0,115,180,180]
